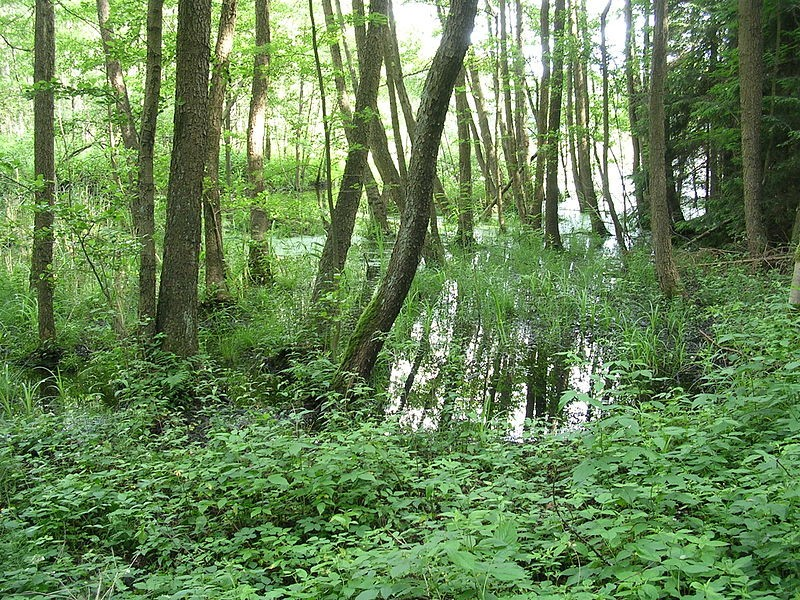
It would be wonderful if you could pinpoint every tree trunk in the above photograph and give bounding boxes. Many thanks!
[649,0,680,296]
[573,2,609,237]
[203,0,237,302]
[790,241,800,307]
[455,67,475,246]
[544,0,566,249]
[156,0,211,356]
[513,0,535,223]
[136,0,163,341]
[33,0,56,343]
[333,0,478,396]
[95,0,140,154]
[247,0,272,285]
[600,0,626,250]
[533,0,550,230]
[499,0,524,219]
[739,0,768,259]
[311,0,387,305]
[624,0,646,224]
[466,66,499,204]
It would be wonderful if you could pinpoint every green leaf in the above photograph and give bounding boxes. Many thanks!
[267,474,290,488]
[354,590,379,600]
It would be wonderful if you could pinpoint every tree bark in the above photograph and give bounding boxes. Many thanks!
[136,0,163,341]
[333,0,478,396]
[95,0,139,154]
[455,67,475,246]
[649,0,680,296]
[156,0,211,356]
[499,0,524,219]
[532,0,550,229]
[790,241,800,307]
[203,0,237,302]
[513,0,535,222]
[311,0,387,305]
[624,0,646,224]
[466,65,499,204]
[33,0,56,343]
[247,0,272,285]
[544,0,566,248]
[600,0,627,251]
[739,0,769,259]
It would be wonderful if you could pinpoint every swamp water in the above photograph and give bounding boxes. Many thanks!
[271,214,625,439]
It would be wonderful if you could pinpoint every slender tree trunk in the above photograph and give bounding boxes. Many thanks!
[333,0,478,396]
[136,0,163,341]
[455,68,475,246]
[248,0,272,285]
[513,0,535,222]
[573,3,609,237]
[544,0,566,249]
[600,0,626,250]
[95,0,139,154]
[532,0,550,229]
[33,0,56,343]
[649,0,680,296]
[156,0,212,356]
[466,65,499,207]
[499,0,524,219]
[203,0,237,302]
[790,241,800,307]
[624,0,646,224]
[739,0,769,258]
[311,0,387,305]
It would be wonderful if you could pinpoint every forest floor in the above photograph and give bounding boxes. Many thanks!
[0,235,799,599]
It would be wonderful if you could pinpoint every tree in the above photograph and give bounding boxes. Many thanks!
[247,0,272,285]
[156,0,212,355]
[649,0,680,296]
[311,0,387,306]
[32,0,56,343]
[544,0,566,249]
[136,0,163,341]
[454,67,475,246]
[738,0,768,259]
[600,0,626,250]
[203,0,237,302]
[333,0,479,397]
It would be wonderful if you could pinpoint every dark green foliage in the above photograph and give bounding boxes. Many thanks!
[1,255,798,598]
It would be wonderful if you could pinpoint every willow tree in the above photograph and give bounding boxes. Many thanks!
[544,0,566,249]
[332,0,479,397]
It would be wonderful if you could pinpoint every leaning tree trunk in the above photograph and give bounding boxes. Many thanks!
[332,0,478,397]
[136,0,163,341]
[738,0,768,260]
[311,0,387,306]
[649,0,680,297]
[544,0,566,249]
[247,0,272,285]
[33,0,56,343]
[203,0,237,302]
[156,0,211,356]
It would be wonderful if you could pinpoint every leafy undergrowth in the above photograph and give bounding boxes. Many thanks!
[1,288,799,599]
